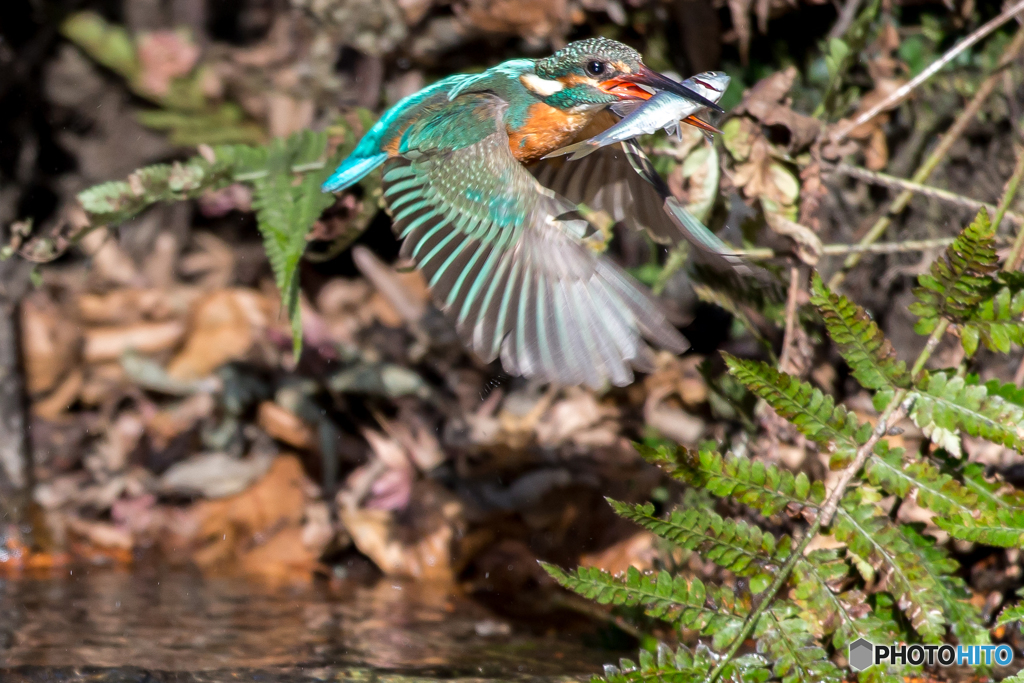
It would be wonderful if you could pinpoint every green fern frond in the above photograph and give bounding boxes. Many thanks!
[608,500,786,582]
[792,553,901,653]
[899,524,989,644]
[809,272,909,402]
[539,563,750,649]
[758,602,843,683]
[958,283,1024,356]
[908,208,999,334]
[997,588,1024,626]
[909,372,1024,456]
[77,156,237,227]
[863,441,979,518]
[597,643,771,683]
[956,460,1024,509]
[934,508,1024,547]
[251,131,336,356]
[831,500,947,641]
[639,445,825,519]
[723,354,870,469]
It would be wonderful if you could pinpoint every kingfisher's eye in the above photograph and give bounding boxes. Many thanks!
[586,60,606,76]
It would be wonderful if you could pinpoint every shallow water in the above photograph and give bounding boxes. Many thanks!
[0,566,612,681]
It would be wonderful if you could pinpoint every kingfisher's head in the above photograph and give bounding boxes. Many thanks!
[526,37,724,113]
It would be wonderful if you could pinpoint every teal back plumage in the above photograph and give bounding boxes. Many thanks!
[321,60,537,193]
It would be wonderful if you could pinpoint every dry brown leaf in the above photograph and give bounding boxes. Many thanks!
[83,320,186,364]
[317,278,373,314]
[397,0,435,24]
[644,363,706,445]
[340,428,416,511]
[644,353,708,409]
[166,288,274,380]
[21,291,81,395]
[535,388,618,448]
[387,409,446,471]
[362,275,431,328]
[338,480,463,583]
[85,411,145,475]
[798,146,828,231]
[834,77,905,168]
[65,516,134,550]
[735,67,820,151]
[177,232,236,290]
[32,368,84,420]
[179,455,310,570]
[235,526,326,586]
[257,401,316,450]
[146,393,216,450]
[580,532,658,575]
[143,232,181,290]
[79,362,129,406]
[316,278,373,345]
[454,0,569,42]
[765,212,823,265]
[77,287,201,325]
[78,228,143,287]
[864,126,889,171]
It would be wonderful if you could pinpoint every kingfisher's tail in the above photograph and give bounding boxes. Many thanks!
[322,153,388,193]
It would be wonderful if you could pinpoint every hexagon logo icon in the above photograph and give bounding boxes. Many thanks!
[848,638,874,672]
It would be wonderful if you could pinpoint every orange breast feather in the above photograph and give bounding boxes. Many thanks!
[508,102,596,163]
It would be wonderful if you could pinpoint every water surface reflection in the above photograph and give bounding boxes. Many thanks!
[0,567,610,679]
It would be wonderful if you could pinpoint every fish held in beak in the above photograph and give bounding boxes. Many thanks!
[611,65,726,113]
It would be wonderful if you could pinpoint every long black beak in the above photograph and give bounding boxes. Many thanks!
[627,66,725,113]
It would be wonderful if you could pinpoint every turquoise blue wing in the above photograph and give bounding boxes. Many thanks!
[382,93,689,388]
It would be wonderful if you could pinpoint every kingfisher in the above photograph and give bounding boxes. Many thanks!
[323,37,731,389]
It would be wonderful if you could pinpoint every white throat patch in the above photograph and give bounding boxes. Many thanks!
[520,73,564,97]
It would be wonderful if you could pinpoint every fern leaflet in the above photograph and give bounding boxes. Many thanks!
[831,499,947,641]
[251,131,336,355]
[909,372,1024,456]
[597,643,771,683]
[540,563,750,649]
[809,272,909,404]
[908,207,999,334]
[723,354,870,468]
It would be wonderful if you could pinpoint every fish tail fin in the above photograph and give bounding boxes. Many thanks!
[542,140,597,161]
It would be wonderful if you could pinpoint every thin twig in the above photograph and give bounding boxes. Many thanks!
[828,0,866,40]
[995,146,1024,383]
[998,146,1024,267]
[832,0,1024,143]
[778,266,802,374]
[827,162,1024,225]
[735,234,1012,260]
[828,28,1024,290]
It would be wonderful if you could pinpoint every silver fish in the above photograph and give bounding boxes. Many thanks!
[544,71,730,161]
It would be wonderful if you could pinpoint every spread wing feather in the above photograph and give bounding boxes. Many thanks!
[382,93,688,388]
[534,138,763,278]
[532,143,684,244]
